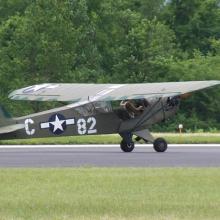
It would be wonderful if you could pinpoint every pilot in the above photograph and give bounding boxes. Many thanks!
[120,99,146,118]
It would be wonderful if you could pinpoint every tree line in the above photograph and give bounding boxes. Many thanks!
[0,0,220,131]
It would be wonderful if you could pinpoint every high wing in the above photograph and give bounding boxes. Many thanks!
[9,81,220,102]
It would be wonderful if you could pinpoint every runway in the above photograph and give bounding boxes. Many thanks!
[0,145,220,167]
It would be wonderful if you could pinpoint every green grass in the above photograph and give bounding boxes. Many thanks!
[1,133,220,145]
[0,168,220,220]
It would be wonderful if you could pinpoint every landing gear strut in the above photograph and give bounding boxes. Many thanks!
[133,129,168,153]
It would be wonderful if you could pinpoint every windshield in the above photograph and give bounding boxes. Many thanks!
[93,101,112,113]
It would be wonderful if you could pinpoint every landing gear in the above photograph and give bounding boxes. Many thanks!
[119,130,168,153]
[120,139,135,152]
[153,138,167,152]
[133,129,168,152]
[119,132,135,152]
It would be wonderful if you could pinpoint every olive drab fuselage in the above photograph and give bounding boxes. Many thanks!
[0,96,180,140]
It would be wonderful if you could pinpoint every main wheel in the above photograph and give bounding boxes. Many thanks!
[153,138,167,152]
[120,139,135,152]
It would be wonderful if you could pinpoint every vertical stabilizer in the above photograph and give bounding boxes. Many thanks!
[0,106,24,134]
[0,106,12,126]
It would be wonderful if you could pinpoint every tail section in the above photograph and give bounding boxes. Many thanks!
[0,106,12,125]
[0,106,24,134]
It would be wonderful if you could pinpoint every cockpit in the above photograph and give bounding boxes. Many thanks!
[93,101,113,113]
[112,99,151,121]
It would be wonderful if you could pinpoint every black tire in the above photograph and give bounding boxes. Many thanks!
[120,139,135,152]
[153,138,167,152]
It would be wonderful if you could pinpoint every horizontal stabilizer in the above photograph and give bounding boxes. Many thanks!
[0,124,24,134]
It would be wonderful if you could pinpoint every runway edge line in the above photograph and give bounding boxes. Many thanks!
[0,144,220,148]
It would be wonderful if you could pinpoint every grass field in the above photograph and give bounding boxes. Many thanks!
[1,133,220,145]
[0,168,219,220]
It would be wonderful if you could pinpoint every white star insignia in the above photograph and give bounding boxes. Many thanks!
[50,115,65,132]
[24,84,59,93]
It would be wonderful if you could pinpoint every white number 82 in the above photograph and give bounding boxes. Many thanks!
[77,117,97,135]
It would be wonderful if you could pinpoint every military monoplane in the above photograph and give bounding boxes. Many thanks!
[1,81,219,152]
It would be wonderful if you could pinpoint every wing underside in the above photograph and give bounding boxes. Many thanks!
[9,81,220,102]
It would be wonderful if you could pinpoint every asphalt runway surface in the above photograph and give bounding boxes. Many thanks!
[0,145,220,167]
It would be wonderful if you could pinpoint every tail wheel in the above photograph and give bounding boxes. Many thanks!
[120,139,135,152]
[153,138,167,152]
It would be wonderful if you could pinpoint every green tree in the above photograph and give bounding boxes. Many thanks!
[0,0,30,24]
[160,52,220,130]
[0,0,220,131]
[111,18,177,83]
[0,0,102,115]
[162,0,220,54]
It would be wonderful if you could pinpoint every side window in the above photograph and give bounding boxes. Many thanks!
[94,101,112,113]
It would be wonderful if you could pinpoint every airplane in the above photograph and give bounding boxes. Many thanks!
[0,80,219,153]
